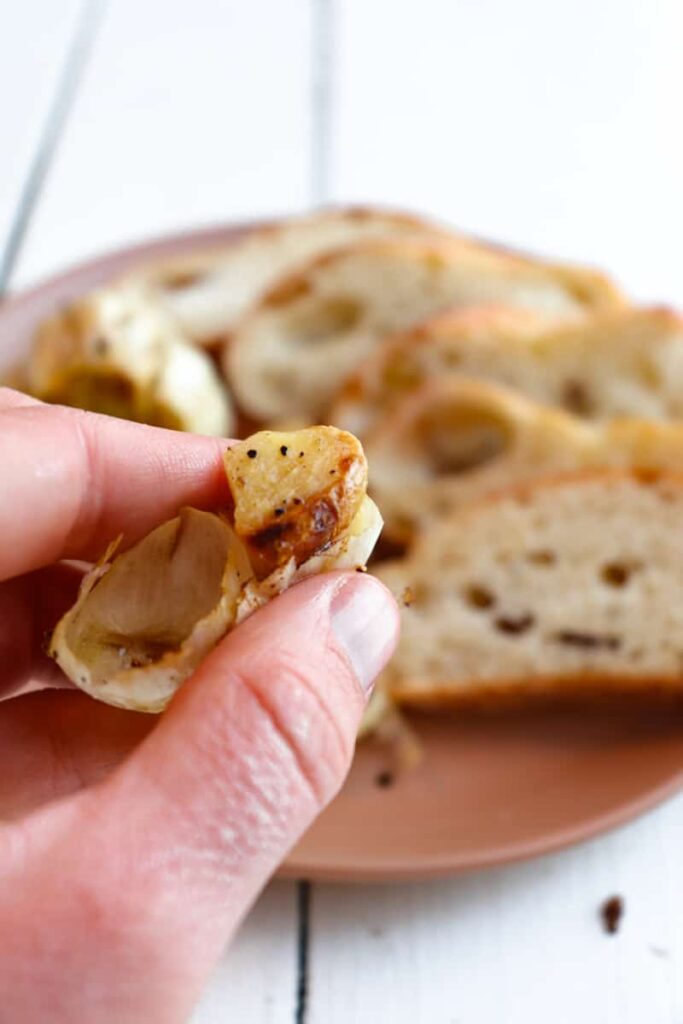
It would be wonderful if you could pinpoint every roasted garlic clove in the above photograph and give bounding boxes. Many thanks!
[223,426,370,578]
[50,509,253,712]
[51,427,382,712]
[28,284,232,436]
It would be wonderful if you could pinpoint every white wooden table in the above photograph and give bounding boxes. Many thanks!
[4,2,683,1020]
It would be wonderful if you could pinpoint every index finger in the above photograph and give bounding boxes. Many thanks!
[0,390,232,581]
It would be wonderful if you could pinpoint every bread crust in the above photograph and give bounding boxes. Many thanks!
[389,673,683,709]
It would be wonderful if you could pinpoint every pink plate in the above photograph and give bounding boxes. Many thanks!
[4,223,683,881]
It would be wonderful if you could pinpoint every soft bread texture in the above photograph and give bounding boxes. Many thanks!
[123,207,442,346]
[227,237,622,424]
[332,306,683,438]
[366,376,683,542]
[375,471,683,707]
[28,284,232,436]
[51,427,382,712]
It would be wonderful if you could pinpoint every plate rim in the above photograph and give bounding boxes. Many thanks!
[280,764,683,882]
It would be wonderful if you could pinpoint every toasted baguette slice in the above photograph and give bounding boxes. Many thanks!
[226,237,623,423]
[27,285,232,436]
[122,207,442,346]
[375,470,683,707]
[332,305,683,437]
[366,376,683,542]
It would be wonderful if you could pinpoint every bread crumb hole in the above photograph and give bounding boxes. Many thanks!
[392,515,416,542]
[638,359,660,390]
[418,403,510,477]
[383,356,422,391]
[494,613,534,635]
[287,296,362,343]
[554,630,621,651]
[527,549,556,566]
[601,562,631,587]
[561,379,593,416]
[464,584,496,610]
[162,268,204,291]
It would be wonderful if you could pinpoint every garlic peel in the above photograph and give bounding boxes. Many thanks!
[51,427,382,712]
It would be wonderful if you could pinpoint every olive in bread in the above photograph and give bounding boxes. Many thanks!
[366,376,683,543]
[226,237,622,424]
[375,471,683,707]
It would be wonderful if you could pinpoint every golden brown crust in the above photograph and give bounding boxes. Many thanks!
[390,673,683,709]
[262,274,313,308]
[258,235,624,315]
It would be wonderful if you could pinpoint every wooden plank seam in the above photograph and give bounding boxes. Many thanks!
[0,0,105,294]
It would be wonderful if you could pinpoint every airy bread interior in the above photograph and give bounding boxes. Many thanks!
[227,237,622,423]
[376,472,683,704]
[365,376,683,542]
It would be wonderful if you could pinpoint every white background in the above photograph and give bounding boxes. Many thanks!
[3,2,683,1021]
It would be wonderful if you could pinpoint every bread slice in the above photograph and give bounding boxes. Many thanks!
[226,237,623,423]
[332,305,683,437]
[365,376,683,543]
[122,207,442,346]
[375,470,683,707]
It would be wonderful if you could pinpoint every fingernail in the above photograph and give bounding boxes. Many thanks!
[331,575,398,696]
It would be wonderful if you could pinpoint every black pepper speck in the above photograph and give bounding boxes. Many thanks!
[247,449,257,459]
[600,895,624,935]
[280,445,288,456]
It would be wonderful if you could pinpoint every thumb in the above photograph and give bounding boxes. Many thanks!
[115,570,398,898]
[4,571,398,1020]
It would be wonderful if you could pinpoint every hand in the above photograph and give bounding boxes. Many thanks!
[0,389,398,1023]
